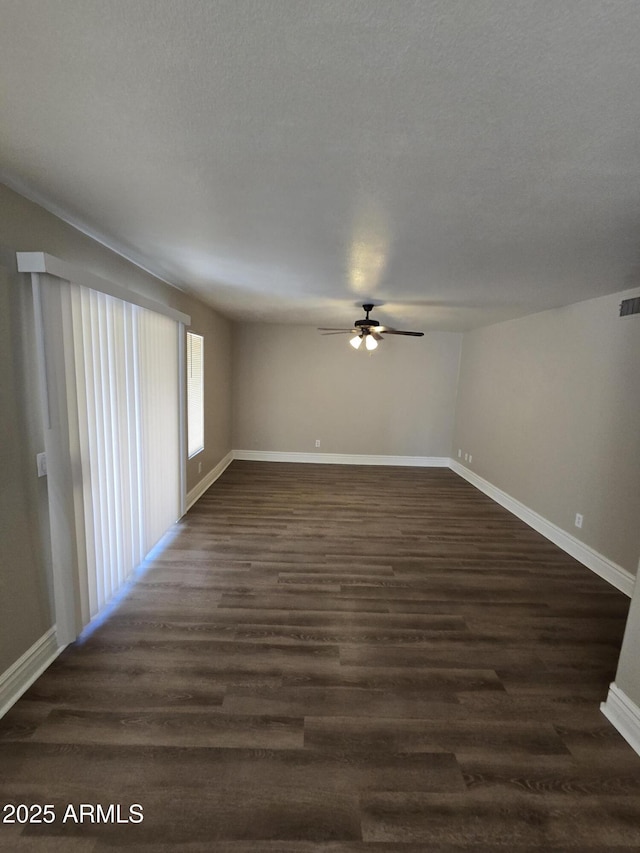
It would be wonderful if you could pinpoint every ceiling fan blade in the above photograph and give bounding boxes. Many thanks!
[318,317,423,339]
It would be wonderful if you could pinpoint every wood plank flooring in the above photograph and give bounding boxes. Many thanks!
[1,461,639,850]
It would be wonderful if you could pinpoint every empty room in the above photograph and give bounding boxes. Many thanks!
[1,1,640,850]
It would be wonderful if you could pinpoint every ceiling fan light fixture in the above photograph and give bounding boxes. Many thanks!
[318,304,424,348]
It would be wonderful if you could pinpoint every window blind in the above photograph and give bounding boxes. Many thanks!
[70,286,180,623]
[19,252,190,646]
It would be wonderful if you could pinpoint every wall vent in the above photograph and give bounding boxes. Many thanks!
[619,297,640,317]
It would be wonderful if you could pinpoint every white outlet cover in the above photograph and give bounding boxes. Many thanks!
[36,452,47,477]
[575,513,583,528]
[468,454,472,463]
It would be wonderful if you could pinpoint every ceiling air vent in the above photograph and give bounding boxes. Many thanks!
[619,297,640,317]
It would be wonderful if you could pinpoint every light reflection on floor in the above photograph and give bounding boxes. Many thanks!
[75,526,182,644]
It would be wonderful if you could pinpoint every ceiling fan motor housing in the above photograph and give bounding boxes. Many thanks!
[355,304,378,329]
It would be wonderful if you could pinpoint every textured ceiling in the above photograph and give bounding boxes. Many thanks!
[2,0,640,331]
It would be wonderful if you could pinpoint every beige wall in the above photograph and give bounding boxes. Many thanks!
[232,323,461,457]
[0,256,52,669]
[615,565,640,708]
[185,313,232,488]
[453,289,640,575]
[0,183,232,673]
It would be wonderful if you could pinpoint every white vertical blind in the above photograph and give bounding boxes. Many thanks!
[138,308,180,553]
[69,285,180,624]
[20,253,189,645]
[187,331,204,458]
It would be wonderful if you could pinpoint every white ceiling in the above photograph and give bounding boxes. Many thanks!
[2,0,640,331]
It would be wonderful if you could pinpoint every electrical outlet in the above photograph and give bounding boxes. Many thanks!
[315,439,321,448]
[468,454,472,463]
[464,453,468,462]
[458,449,461,458]
[575,513,583,529]
[198,461,202,474]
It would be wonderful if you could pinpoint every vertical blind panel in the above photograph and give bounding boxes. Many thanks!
[187,332,204,457]
[70,285,95,626]
[137,307,180,553]
[70,286,180,625]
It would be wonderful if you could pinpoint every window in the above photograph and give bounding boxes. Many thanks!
[187,331,204,458]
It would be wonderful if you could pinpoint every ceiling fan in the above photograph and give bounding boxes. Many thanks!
[318,303,424,351]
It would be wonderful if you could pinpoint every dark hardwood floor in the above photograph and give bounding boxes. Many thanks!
[1,461,639,851]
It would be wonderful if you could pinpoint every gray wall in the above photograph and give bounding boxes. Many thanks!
[453,289,640,575]
[0,183,232,673]
[232,323,461,458]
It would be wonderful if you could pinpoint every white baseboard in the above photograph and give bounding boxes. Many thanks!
[450,460,635,597]
[185,450,234,511]
[0,627,63,719]
[233,450,450,467]
[601,683,640,757]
